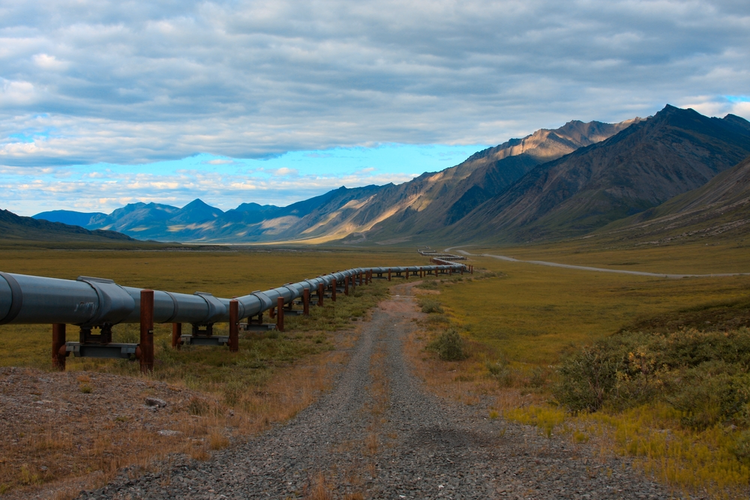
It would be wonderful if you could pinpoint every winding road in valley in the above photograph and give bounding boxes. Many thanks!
[446,248,750,278]
[79,282,674,499]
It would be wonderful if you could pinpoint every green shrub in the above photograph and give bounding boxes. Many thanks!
[419,298,444,314]
[554,328,750,426]
[428,329,467,361]
[487,361,513,386]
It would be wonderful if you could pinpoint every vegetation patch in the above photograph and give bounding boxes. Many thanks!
[427,328,468,361]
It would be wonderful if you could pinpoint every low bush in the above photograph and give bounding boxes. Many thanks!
[428,329,467,361]
[418,298,444,314]
[554,328,750,432]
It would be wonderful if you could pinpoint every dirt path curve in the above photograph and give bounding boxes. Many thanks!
[448,248,749,278]
[79,283,674,499]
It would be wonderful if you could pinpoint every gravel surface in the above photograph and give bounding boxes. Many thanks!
[78,286,681,499]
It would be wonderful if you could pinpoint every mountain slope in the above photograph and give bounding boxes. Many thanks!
[33,210,106,227]
[345,118,637,243]
[1,209,136,243]
[457,105,750,243]
[598,153,750,244]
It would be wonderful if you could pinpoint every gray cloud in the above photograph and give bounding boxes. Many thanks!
[1,0,749,166]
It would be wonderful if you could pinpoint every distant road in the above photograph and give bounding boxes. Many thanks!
[445,247,749,279]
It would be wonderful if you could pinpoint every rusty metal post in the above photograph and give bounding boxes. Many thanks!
[140,289,154,374]
[229,300,239,352]
[52,323,66,371]
[317,283,324,306]
[449,268,453,276]
[351,275,356,293]
[172,323,182,349]
[471,265,474,274]
[331,278,337,301]
[303,288,310,316]
[269,305,275,319]
[460,266,464,275]
[388,269,391,281]
[358,272,363,286]
[406,270,409,280]
[276,297,284,332]
[344,275,349,296]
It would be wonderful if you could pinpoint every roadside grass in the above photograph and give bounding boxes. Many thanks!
[414,251,750,498]
[0,247,400,496]
[468,238,750,275]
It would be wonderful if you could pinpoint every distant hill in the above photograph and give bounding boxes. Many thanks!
[453,105,750,243]
[597,153,750,245]
[27,105,750,247]
[33,210,105,227]
[37,117,631,244]
[343,118,638,244]
[1,209,136,243]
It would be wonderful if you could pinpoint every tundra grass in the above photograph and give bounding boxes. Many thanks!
[427,253,750,497]
[0,247,400,495]
[0,247,406,369]
[467,237,750,275]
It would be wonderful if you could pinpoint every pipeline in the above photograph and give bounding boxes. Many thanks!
[0,264,466,328]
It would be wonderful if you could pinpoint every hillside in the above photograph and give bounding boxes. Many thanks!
[0,209,136,244]
[28,106,750,247]
[453,105,750,243]
[596,153,750,245]
[344,119,637,244]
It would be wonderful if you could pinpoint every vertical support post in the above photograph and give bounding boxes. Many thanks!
[406,270,410,280]
[52,323,66,371]
[317,283,324,306]
[344,275,349,295]
[351,275,356,293]
[276,297,284,332]
[358,272,363,286]
[229,300,239,352]
[331,279,337,301]
[471,265,474,274]
[449,267,453,276]
[460,266,464,275]
[269,305,275,319]
[388,269,391,281]
[140,289,154,374]
[172,323,182,349]
[303,288,310,316]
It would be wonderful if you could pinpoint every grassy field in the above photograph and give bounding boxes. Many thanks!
[3,241,750,497]
[418,242,750,498]
[464,237,750,275]
[0,245,418,496]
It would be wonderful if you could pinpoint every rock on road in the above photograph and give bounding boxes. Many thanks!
[80,283,675,499]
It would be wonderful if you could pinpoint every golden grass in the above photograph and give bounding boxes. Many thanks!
[411,244,750,499]
[0,247,409,497]
[439,257,750,366]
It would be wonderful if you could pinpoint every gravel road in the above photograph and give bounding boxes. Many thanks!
[450,249,748,279]
[79,284,678,499]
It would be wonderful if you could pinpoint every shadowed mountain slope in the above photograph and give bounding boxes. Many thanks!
[33,210,106,227]
[345,119,637,243]
[455,105,750,243]
[597,153,750,245]
[1,209,135,243]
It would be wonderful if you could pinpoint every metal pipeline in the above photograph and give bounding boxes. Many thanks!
[0,263,465,328]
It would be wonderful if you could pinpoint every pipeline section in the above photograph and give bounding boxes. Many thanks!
[0,265,464,328]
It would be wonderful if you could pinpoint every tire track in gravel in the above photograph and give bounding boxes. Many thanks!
[79,283,678,499]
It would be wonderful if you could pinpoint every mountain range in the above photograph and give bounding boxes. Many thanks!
[26,105,750,247]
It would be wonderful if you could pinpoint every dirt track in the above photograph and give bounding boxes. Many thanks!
[76,282,675,499]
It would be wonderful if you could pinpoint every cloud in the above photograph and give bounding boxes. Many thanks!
[0,163,419,215]
[0,0,746,169]
[204,159,236,165]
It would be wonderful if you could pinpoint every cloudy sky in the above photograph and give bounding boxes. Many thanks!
[1,0,749,216]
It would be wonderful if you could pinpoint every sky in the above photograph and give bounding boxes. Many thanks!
[1,0,749,216]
